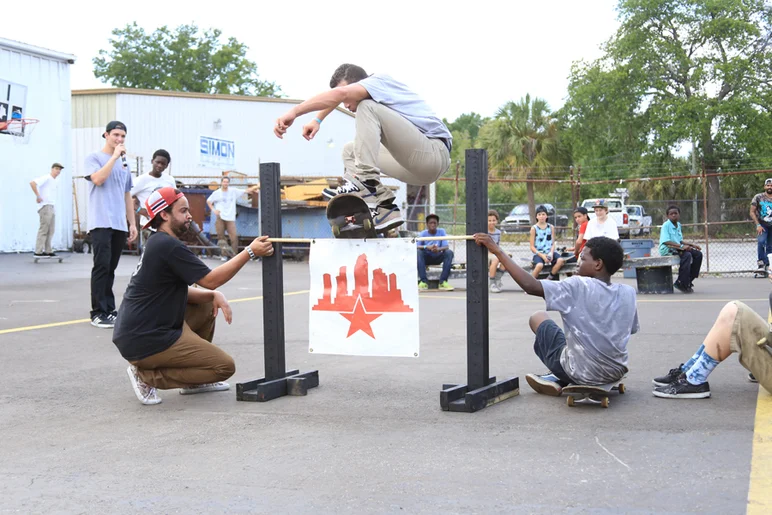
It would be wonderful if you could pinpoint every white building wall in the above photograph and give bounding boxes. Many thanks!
[71,91,407,232]
[0,40,74,252]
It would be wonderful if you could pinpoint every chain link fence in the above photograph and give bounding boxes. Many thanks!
[406,170,767,275]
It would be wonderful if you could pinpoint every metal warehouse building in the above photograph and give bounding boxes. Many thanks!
[1,38,75,253]
[70,88,407,234]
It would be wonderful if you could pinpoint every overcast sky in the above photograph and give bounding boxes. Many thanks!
[8,0,620,121]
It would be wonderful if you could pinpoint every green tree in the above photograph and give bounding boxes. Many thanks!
[93,23,281,96]
[564,0,772,230]
[478,94,568,224]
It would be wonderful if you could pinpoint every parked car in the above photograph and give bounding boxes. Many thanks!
[580,198,630,237]
[501,203,569,235]
[626,205,652,236]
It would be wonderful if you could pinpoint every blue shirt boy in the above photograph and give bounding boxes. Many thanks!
[659,220,683,256]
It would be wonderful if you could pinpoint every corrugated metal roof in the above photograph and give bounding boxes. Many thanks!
[0,37,76,63]
[72,88,354,117]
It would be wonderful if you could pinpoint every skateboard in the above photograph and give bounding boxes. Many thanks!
[33,253,69,264]
[326,194,376,238]
[563,380,626,408]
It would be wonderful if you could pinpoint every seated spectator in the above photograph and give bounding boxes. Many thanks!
[487,209,505,293]
[565,207,590,263]
[416,214,454,291]
[583,200,620,242]
[659,205,702,293]
[530,205,565,279]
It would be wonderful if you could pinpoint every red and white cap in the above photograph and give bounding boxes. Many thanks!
[143,187,184,229]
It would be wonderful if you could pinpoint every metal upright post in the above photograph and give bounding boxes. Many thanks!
[236,162,319,402]
[440,149,519,412]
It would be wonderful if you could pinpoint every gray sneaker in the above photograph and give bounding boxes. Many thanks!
[322,174,378,203]
[490,278,502,293]
[371,204,404,232]
[126,366,162,405]
[525,373,564,396]
[179,382,230,395]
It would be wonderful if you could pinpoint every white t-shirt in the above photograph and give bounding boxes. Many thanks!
[358,74,452,142]
[207,187,246,222]
[131,173,177,227]
[583,217,620,241]
[32,173,58,211]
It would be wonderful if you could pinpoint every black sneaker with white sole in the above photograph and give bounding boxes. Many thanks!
[322,174,378,203]
[91,314,114,329]
[749,373,758,383]
[652,363,684,387]
[652,374,711,399]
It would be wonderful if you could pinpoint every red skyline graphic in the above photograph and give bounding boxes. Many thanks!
[313,253,414,339]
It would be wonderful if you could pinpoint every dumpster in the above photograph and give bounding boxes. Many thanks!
[620,239,654,278]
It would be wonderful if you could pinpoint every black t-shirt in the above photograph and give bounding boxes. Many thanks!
[113,231,211,361]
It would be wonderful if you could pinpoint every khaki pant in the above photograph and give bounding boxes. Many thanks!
[35,204,55,254]
[215,216,238,256]
[730,301,772,393]
[131,301,235,389]
[343,99,451,205]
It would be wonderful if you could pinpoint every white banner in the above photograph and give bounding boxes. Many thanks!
[309,239,419,357]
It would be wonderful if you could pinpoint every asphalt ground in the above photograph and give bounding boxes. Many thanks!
[0,252,770,514]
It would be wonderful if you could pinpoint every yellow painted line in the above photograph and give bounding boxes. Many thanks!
[0,290,311,336]
[0,318,91,335]
[748,387,772,514]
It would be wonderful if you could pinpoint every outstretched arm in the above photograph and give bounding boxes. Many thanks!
[274,85,370,138]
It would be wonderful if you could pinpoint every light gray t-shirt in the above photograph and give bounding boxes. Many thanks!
[542,276,640,385]
[207,187,246,222]
[358,74,452,143]
[85,152,133,232]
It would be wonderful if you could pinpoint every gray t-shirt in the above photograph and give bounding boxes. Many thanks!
[542,276,640,385]
[358,74,452,142]
[85,152,133,232]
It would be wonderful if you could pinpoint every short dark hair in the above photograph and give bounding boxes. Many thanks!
[148,188,182,230]
[585,236,625,275]
[221,176,230,184]
[426,213,440,224]
[535,205,548,215]
[666,205,680,214]
[573,207,589,217]
[488,209,500,221]
[330,64,368,88]
[152,149,171,163]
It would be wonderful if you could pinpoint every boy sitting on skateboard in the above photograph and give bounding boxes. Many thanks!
[474,234,639,395]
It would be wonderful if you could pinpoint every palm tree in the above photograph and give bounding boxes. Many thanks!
[479,94,566,224]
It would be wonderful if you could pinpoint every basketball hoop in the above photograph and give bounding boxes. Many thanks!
[0,118,39,144]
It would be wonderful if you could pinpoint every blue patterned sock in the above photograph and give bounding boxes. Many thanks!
[681,344,705,372]
[685,350,719,385]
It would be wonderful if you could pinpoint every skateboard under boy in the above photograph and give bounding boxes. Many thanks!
[326,194,377,239]
[563,379,626,408]
[33,253,70,264]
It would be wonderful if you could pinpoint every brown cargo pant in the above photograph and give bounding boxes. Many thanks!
[131,301,235,389]
[35,205,55,254]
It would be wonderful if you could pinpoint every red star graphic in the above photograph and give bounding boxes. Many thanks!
[340,296,382,339]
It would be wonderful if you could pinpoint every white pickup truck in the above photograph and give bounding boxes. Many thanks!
[581,198,630,238]
[626,205,652,236]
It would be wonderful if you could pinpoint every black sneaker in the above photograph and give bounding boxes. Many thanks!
[90,314,114,329]
[674,281,691,293]
[33,252,46,257]
[652,364,684,387]
[749,373,758,383]
[46,252,58,257]
[652,374,711,399]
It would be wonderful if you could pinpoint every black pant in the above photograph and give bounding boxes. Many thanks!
[677,248,703,287]
[90,228,127,318]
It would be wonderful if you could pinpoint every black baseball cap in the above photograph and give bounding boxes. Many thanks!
[103,120,127,138]
[51,162,64,169]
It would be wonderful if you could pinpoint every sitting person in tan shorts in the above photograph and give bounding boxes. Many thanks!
[652,296,772,398]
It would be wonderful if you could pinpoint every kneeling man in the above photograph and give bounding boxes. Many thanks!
[113,187,274,405]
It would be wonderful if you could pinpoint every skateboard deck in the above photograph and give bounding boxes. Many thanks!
[33,253,69,264]
[563,380,626,408]
[326,194,376,239]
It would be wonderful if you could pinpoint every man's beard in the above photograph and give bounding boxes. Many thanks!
[171,221,191,237]
[766,188,772,194]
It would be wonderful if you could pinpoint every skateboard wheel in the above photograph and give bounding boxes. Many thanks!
[618,384,626,394]
[363,219,372,231]
[601,397,609,408]
[332,225,341,237]
[566,396,574,407]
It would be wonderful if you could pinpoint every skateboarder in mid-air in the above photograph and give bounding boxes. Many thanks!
[473,234,640,396]
[273,64,452,234]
